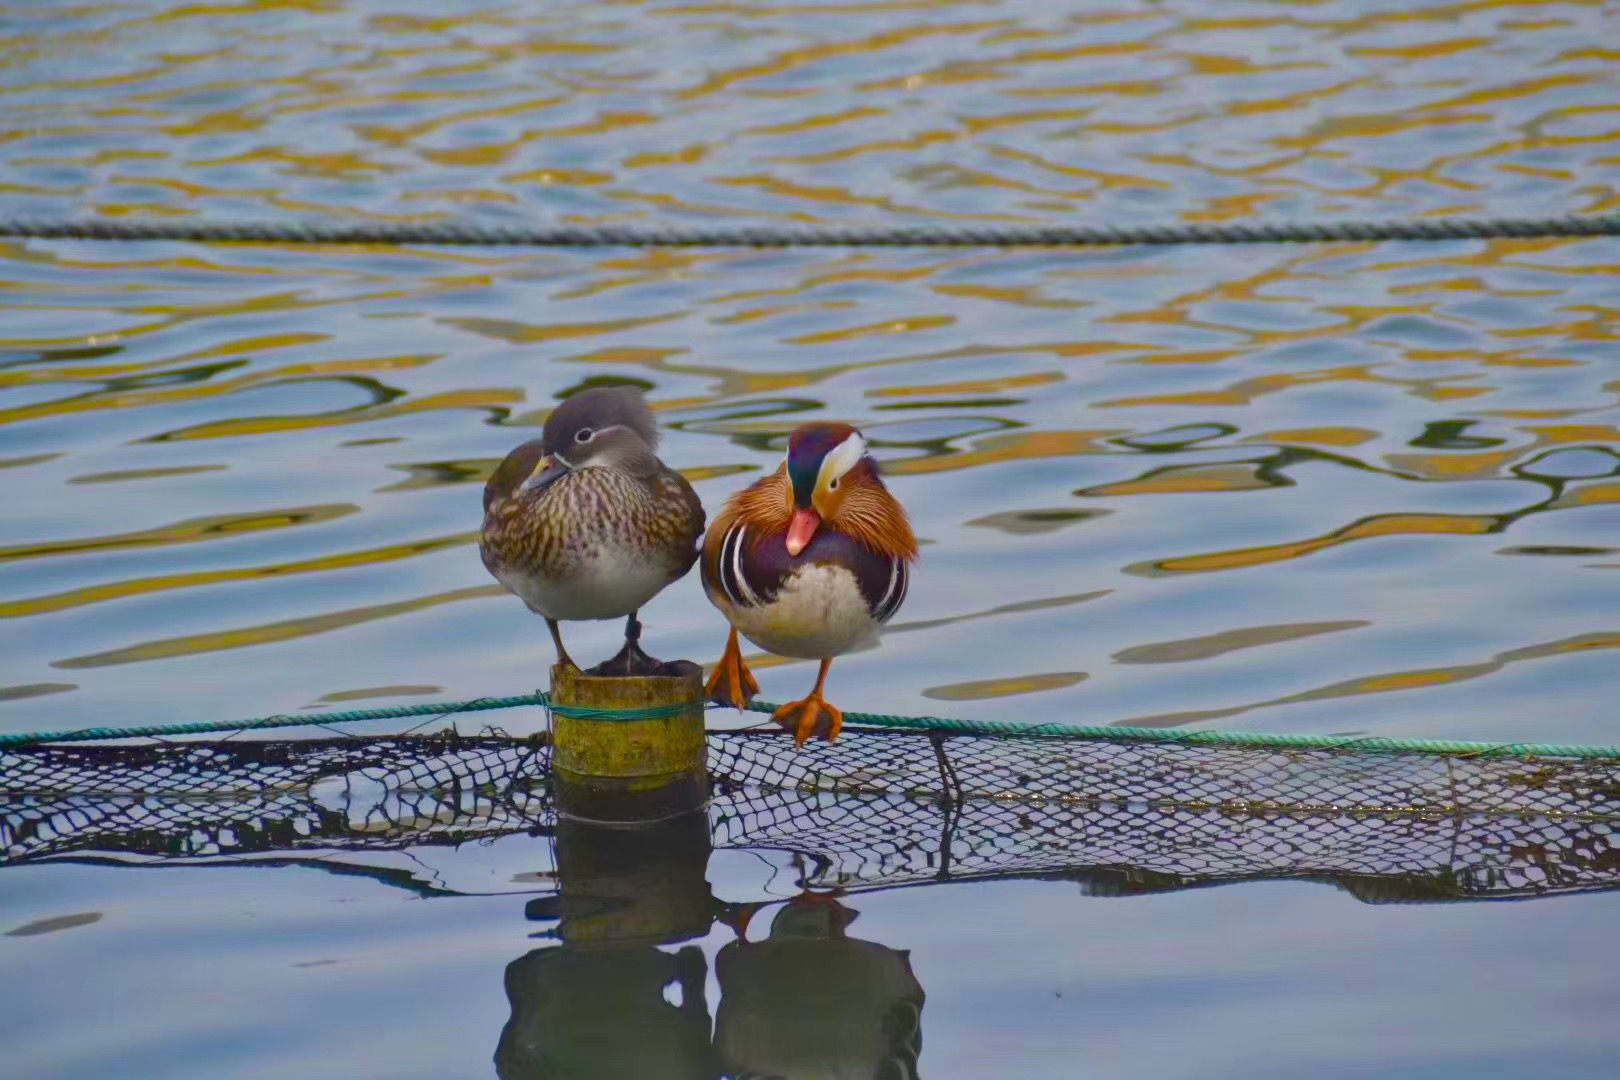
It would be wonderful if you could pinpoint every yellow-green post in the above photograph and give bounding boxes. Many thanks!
[549,661,708,822]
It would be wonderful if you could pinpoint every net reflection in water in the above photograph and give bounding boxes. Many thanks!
[4,728,1617,904]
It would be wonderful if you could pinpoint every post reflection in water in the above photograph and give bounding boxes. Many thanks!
[496,809,924,1080]
[497,810,714,1080]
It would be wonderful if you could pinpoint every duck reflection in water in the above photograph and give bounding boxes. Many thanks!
[715,892,926,1080]
[495,940,714,1080]
[496,891,925,1080]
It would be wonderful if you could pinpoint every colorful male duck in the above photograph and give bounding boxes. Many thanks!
[703,422,918,744]
[480,386,705,676]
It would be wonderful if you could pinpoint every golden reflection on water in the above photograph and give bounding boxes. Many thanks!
[0,504,359,563]
[924,670,1088,700]
[0,531,474,619]
[1117,630,1620,730]
[4,1,1616,224]
[315,684,443,702]
[2,3,1620,740]
[1128,512,1501,576]
[52,584,506,670]
[1111,621,1371,665]
[2,229,1618,731]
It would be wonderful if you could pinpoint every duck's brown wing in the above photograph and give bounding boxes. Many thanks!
[654,466,707,581]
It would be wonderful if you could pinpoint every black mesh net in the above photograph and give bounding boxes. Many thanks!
[5,727,1618,903]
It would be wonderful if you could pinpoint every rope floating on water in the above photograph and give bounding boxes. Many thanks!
[823,709,1620,759]
[0,695,547,748]
[3,692,1618,760]
[1,214,1617,249]
[3,215,1614,746]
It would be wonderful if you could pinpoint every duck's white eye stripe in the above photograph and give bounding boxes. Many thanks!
[818,431,866,488]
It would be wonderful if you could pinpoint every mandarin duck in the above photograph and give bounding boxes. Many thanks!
[480,386,705,676]
[702,422,917,744]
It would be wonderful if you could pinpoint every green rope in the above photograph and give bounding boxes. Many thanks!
[3,692,1618,760]
[0,695,548,748]
[553,700,698,721]
[0,693,700,747]
[1,214,1616,249]
[761,705,1620,760]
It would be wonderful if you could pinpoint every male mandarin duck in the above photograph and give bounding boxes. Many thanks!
[702,421,918,744]
[480,386,705,676]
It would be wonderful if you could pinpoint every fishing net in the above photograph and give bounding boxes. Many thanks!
[4,727,1618,903]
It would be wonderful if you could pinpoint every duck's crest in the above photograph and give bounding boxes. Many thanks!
[544,386,659,450]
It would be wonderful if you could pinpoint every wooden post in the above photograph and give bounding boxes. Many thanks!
[549,808,714,945]
[549,660,708,822]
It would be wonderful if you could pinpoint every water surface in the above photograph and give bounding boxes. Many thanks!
[2,1,1618,1077]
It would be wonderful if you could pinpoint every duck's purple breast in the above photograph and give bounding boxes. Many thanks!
[705,522,908,624]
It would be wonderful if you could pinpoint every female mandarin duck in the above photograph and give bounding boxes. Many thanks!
[480,386,705,676]
[703,422,917,744]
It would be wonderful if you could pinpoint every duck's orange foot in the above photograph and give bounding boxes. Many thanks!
[771,693,843,747]
[705,628,760,708]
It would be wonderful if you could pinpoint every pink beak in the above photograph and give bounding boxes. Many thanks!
[785,508,820,556]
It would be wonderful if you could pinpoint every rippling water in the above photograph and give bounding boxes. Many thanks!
[4,0,1618,225]
[3,2,1619,1077]
[5,236,1619,745]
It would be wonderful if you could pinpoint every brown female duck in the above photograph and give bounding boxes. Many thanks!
[480,387,705,676]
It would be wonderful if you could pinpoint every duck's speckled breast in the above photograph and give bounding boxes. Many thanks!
[481,466,702,617]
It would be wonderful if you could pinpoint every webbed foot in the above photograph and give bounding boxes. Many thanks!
[772,693,843,747]
[705,626,760,707]
[587,639,668,677]
[585,613,675,677]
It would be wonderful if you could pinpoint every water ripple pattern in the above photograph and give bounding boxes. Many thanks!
[4,233,1619,743]
[2,0,1616,225]
[1,1,1619,747]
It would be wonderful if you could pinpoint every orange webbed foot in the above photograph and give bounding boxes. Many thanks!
[705,627,760,708]
[771,693,843,747]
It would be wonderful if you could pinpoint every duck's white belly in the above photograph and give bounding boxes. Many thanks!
[720,563,880,660]
[498,546,672,621]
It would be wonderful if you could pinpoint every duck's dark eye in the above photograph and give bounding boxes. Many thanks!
[575,428,594,443]
[828,477,839,490]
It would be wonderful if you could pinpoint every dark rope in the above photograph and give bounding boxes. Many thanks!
[0,214,1616,248]
[5,692,1620,760]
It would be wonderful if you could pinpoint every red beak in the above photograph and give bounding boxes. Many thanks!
[785,508,820,556]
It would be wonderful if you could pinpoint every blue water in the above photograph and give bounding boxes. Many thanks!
[6,863,1616,1078]
[3,1,1619,1076]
